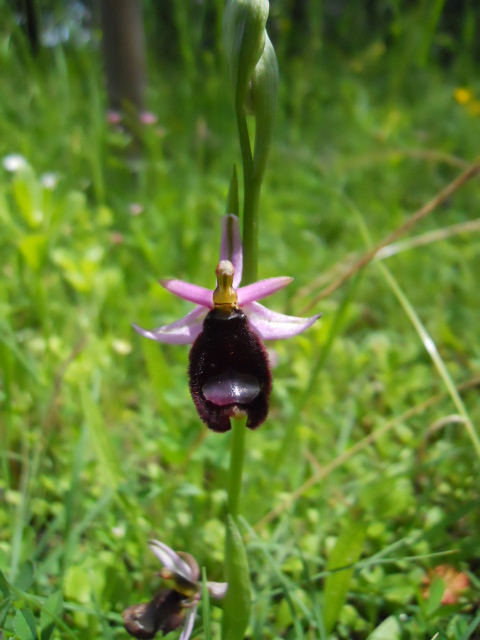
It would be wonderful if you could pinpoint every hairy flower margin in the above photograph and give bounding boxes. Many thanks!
[123,540,227,640]
[133,214,320,431]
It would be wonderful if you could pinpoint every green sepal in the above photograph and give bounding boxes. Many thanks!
[222,515,251,640]
[223,0,269,107]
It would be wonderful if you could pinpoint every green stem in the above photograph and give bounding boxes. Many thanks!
[227,417,247,518]
[236,106,261,285]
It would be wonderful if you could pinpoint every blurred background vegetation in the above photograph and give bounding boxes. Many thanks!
[1,1,480,639]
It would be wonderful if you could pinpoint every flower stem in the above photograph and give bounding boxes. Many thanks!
[227,417,247,519]
[236,106,260,285]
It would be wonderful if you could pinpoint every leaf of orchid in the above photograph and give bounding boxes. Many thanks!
[237,276,293,306]
[245,301,321,340]
[220,214,243,288]
[132,307,206,345]
[223,515,251,640]
[179,606,197,640]
[160,279,213,308]
[149,540,194,581]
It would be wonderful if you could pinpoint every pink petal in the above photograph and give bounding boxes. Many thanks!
[139,111,158,125]
[160,279,213,308]
[245,301,321,340]
[237,277,293,306]
[132,307,206,345]
[220,214,243,288]
[179,606,197,640]
[149,540,194,581]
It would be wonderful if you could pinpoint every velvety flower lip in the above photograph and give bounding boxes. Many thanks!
[123,539,227,640]
[132,214,320,345]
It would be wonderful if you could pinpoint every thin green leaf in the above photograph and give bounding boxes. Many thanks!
[323,518,366,633]
[40,591,64,640]
[0,598,11,627]
[460,607,480,640]
[14,608,39,640]
[80,382,122,489]
[14,561,35,592]
[0,569,10,597]
[202,567,212,640]
[351,200,480,459]
[366,615,402,640]
[424,576,445,617]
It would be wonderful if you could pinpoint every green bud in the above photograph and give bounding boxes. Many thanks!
[250,33,279,182]
[223,0,269,107]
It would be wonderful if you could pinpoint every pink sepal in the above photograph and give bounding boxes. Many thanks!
[179,608,196,640]
[220,214,243,288]
[245,301,321,340]
[131,307,206,345]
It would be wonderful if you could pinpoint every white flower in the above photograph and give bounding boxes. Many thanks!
[2,154,28,172]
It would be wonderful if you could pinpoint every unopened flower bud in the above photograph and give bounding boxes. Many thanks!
[250,33,279,181]
[223,0,269,106]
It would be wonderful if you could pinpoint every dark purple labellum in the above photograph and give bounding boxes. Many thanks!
[188,308,272,432]
[123,590,185,639]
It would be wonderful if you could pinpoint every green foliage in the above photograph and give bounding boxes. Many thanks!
[222,516,252,640]
[1,2,480,639]
[201,568,213,640]
[323,517,367,633]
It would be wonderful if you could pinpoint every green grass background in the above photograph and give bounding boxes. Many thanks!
[1,2,480,638]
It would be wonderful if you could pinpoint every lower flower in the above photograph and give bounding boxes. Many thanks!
[123,540,227,640]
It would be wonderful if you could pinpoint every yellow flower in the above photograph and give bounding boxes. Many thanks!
[454,87,472,105]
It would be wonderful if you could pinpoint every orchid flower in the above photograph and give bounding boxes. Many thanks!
[123,540,227,640]
[133,214,320,432]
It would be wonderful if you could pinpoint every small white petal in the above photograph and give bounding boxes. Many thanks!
[40,172,59,189]
[179,606,197,640]
[149,540,194,581]
[206,581,228,599]
[3,154,28,172]
[132,307,206,345]
[245,301,321,340]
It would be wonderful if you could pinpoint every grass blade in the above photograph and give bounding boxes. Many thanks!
[323,517,366,633]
